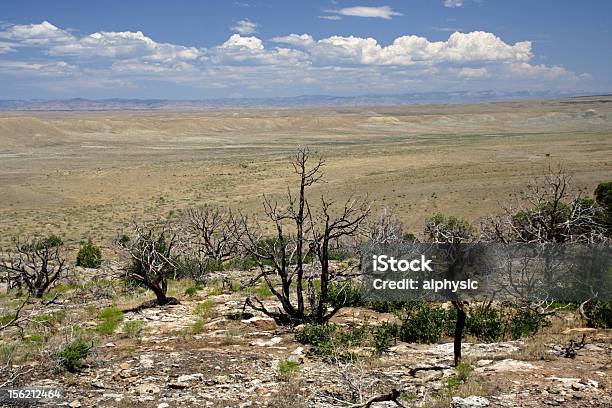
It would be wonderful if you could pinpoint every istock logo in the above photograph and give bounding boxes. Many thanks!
[372,255,433,272]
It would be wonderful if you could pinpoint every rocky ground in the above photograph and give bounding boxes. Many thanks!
[0,262,612,408]
[1,269,611,408]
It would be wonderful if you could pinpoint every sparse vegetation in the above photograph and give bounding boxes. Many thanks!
[276,359,300,381]
[194,299,215,318]
[96,306,124,334]
[76,241,103,268]
[55,338,93,372]
[0,131,609,407]
[122,320,148,339]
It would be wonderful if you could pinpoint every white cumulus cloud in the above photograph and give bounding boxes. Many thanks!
[0,21,73,45]
[231,19,259,35]
[275,31,532,66]
[49,30,200,63]
[324,6,403,20]
[0,21,590,97]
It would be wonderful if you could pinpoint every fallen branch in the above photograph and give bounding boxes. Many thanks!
[348,389,405,408]
[41,292,62,306]
[0,295,29,332]
[558,334,587,358]
[408,365,449,377]
[121,297,179,314]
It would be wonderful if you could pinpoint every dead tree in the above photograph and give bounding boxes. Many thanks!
[239,148,370,326]
[424,213,475,366]
[120,222,179,307]
[182,206,244,279]
[481,166,607,244]
[367,208,406,245]
[480,166,609,317]
[1,236,67,298]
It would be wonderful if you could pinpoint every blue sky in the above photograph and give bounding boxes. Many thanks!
[0,0,610,99]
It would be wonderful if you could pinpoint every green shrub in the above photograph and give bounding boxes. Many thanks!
[254,280,273,298]
[96,306,124,335]
[22,234,63,251]
[590,301,612,328]
[194,300,215,318]
[97,306,123,322]
[175,257,224,281]
[368,300,407,313]
[403,232,418,242]
[208,287,224,296]
[294,323,369,361]
[32,310,66,326]
[277,359,300,381]
[122,320,147,339]
[507,308,543,339]
[373,322,398,355]
[96,319,120,335]
[116,234,130,246]
[76,241,102,268]
[466,307,505,342]
[445,363,472,390]
[397,302,446,344]
[84,305,97,317]
[24,333,47,348]
[455,362,472,382]
[294,323,337,356]
[190,319,206,334]
[230,280,242,292]
[0,343,16,364]
[595,182,612,233]
[327,280,362,308]
[55,339,92,372]
[425,213,474,243]
[0,313,16,326]
[295,323,337,345]
[184,286,198,297]
[445,375,463,390]
[228,255,260,271]
[336,324,367,346]
[443,306,458,337]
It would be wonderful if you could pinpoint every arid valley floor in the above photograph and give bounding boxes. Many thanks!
[0,97,611,407]
[2,96,612,245]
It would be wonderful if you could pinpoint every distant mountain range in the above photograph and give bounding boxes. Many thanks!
[0,90,605,111]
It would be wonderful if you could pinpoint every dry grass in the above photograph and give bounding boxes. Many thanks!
[1,98,611,248]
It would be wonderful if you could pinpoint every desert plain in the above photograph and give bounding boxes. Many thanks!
[1,96,612,246]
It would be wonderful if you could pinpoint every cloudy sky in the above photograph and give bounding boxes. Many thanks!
[0,0,610,99]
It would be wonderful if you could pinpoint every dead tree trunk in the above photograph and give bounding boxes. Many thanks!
[452,300,466,366]
[239,148,369,326]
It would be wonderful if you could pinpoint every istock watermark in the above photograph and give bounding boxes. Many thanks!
[371,254,479,292]
[360,242,612,303]
[372,254,433,272]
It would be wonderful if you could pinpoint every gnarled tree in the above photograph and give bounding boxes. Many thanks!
[1,235,66,298]
[240,148,370,326]
[481,166,607,244]
[181,206,244,280]
[367,207,407,245]
[120,222,180,307]
[480,167,610,319]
